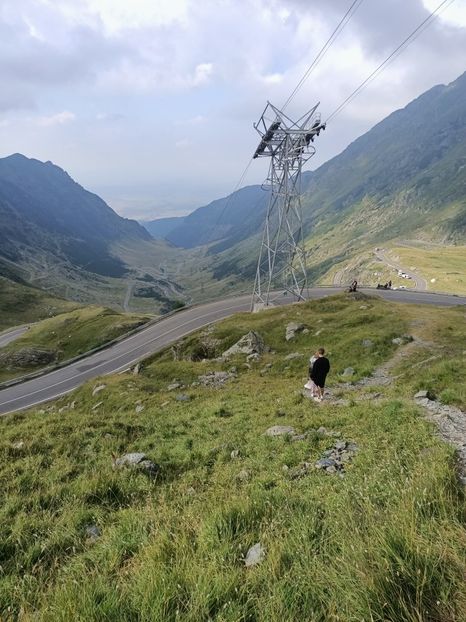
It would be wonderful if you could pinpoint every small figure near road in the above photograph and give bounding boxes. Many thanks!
[349,280,358,293]
[388,280,392,288]
[310,347,330,402]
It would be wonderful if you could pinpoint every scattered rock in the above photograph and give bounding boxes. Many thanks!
[92,384,106,397]
[291,433,307,442]
[85,525,101,541]
[237,469,250,482]
[12,441,24,449]
[289,461,312,479]
[175,394,191,402]
[342,367,355,377]
[265,425,296,437]
[133,363,141,375]
[414,389,435,400]
[167,382,182,391]
[114,452,159,477]
[244,543,265,567]
[246,353,261,363]
[0,347,57,369]
[314,329,322,336]
[285,322,306,341]
[392,337,404,345]
[362,339,373,348]
[285,352,303,361]
[231,449,240,459]
[316,426,328,437]
[135,404,145,413]
[302,328,310,334]
[186,486,196,496]
[223,331,265,358]
[198,370,236,387]
[315,440,358,474]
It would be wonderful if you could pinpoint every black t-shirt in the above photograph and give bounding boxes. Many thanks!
[310,356,330,387]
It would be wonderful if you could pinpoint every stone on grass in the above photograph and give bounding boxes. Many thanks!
[231,449,240,459]
[85,525,101,541]
[198,371,236,387]
[414,389,435,401]
[176,394,191,402]
[342,367,355,377]
[285,322,306,341]
[285,352,303,361]
[92,384,106,396]
[246,353,261,363]
[12,441,24,449]
[237,469,250,482]
[114,452,159,477]
[167,382,182,391]
[135,404,145,413]
[133,363,141,375]
[362,339,373,348]
[244,543,265,567]
[315,440,358,474]
[223,331,265,358]
[265,425,296,437]
[392,337,404,345]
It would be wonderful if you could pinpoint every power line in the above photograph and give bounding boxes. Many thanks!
[282,0,365,111]
[206,0,366,248]
[326,0,456,124]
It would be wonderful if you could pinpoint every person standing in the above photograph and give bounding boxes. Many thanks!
[310,347,330,401]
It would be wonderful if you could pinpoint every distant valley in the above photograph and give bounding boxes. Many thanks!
[1,72,466,324]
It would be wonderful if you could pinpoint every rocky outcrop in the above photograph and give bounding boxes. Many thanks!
[223,331,265,357]
[0,347,57,369]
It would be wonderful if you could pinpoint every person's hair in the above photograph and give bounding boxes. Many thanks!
[318,347,325,355]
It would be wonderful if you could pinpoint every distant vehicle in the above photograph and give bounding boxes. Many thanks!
[398,285,407,289]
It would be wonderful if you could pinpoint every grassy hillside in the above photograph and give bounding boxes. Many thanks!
[0,294,465,620]
[0,276,78,332]
[0,306,149,383]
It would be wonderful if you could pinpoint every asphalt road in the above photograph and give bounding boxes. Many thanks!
[374,249,428,290]
[0,325,29,348]
[0,287,464,416]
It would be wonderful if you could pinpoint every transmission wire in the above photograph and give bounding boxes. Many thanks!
[282,0,365,111]
[326,0,456,123]
[205,0,366,251]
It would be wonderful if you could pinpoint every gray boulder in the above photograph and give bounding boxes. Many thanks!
[265,425,296,437]
[285,352,303,361]
[244,542,265,567]
[223,331,265,357]
[198,370,235,387]
[362,339,374,348]
[114,452,159,476]
[285,322,306,341]
[342,367,355,377]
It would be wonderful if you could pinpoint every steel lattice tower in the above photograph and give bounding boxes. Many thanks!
[251,101,325,311]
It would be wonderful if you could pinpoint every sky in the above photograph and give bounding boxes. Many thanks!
[1,0,465,220]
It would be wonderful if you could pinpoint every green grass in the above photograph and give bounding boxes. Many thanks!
[390,245,466,295]
[0,294,465,621]
[0,277,77,332]
[0,306,149,382]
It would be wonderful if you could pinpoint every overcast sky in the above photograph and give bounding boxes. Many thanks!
[1,0,465,220]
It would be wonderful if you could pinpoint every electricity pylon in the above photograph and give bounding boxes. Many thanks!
[251,101,325,310]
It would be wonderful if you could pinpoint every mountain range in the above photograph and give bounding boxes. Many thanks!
[141,71,466,286]
[1,71,465,312]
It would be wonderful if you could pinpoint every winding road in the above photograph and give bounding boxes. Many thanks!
[0,287,464,416]
[0,326,29,348]
[374,249,428,290]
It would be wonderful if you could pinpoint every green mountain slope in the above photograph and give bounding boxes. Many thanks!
[0,155,189,312]
[206,71,466,284]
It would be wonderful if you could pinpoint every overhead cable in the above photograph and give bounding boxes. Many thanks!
[282,0,365,111]
[326,0,457,123]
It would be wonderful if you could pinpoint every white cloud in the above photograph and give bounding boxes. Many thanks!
[37,111,76,126]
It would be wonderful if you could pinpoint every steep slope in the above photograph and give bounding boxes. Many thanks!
[0,155,189,312]
[0,154,152,277]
